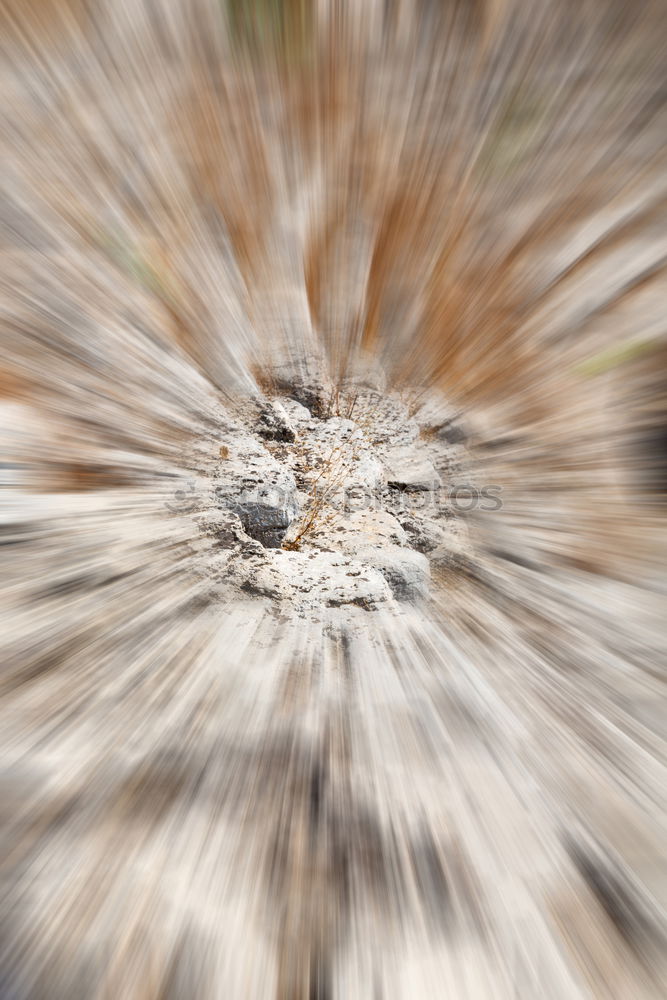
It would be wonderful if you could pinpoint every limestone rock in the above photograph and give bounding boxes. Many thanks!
[383,446,442,492]
[292,417,385,494]
[196,376,468,608]
[213,433,299,548]
[255,400,296,443]
[268,359,334,418]
[235,551,392,609]
[398,515,448,554]
[355,544,430,601]
[330,509,408,550]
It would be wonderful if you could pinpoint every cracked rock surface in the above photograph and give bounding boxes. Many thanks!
[192,377,472,614]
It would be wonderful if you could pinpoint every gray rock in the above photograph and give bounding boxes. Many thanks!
[255,400,296,443]
[331,509,408,550]
[280,398,313,424]
[398,515,447,554]
[214,433,300,548]
[234,550,392,609]
[383,446,442,492]
[355,544,430,601]
[268,360,334,418]
[233,500,298,548]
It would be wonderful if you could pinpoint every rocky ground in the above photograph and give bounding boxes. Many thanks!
[187,368,473,621]
[3,1,666,993]
[2,366,665,999]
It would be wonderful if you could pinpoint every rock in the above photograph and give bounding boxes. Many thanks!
[355,545,430,601]
[213,433,300,548]
[197,378,468,607]
[292,417,385,494]
[232,494,299,549]
[234,551,392,609]
[348,390,419,446]
[398,515,447,554]
[383,446,442,492]
[280,398,312,425]
[329,509,408,550]
[268,359,334,418]
[381,486,439,520]
[194,508,263,553]
[255,400,296,443]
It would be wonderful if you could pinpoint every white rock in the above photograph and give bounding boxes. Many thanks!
[383,446,442,492]
[398,515,448,553]
[255,400,296,442]
[280,398,312,424]
[236,551,392,609]
[296,417,385,492]
[354,545,430,601]
[213,433,299,548]
[327,509,408,550]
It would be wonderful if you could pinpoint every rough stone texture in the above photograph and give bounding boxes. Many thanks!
[213,432,300,548]
[193,377,474,607]
[332,509,408,550]
[194,508,265,555]
[232,550,392,609]
[398,514,448,554]
[268,359,334,418]
[354,544,431,601]
[255,400,296,442]
[284,416,385,495]
[321,419,385,487]
[383,446,442,492]
[346,390,420,447]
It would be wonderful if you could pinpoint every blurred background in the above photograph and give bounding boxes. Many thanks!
[1,1,666,997]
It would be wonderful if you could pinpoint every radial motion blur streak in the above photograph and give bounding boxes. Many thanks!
[1,1,666,997]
